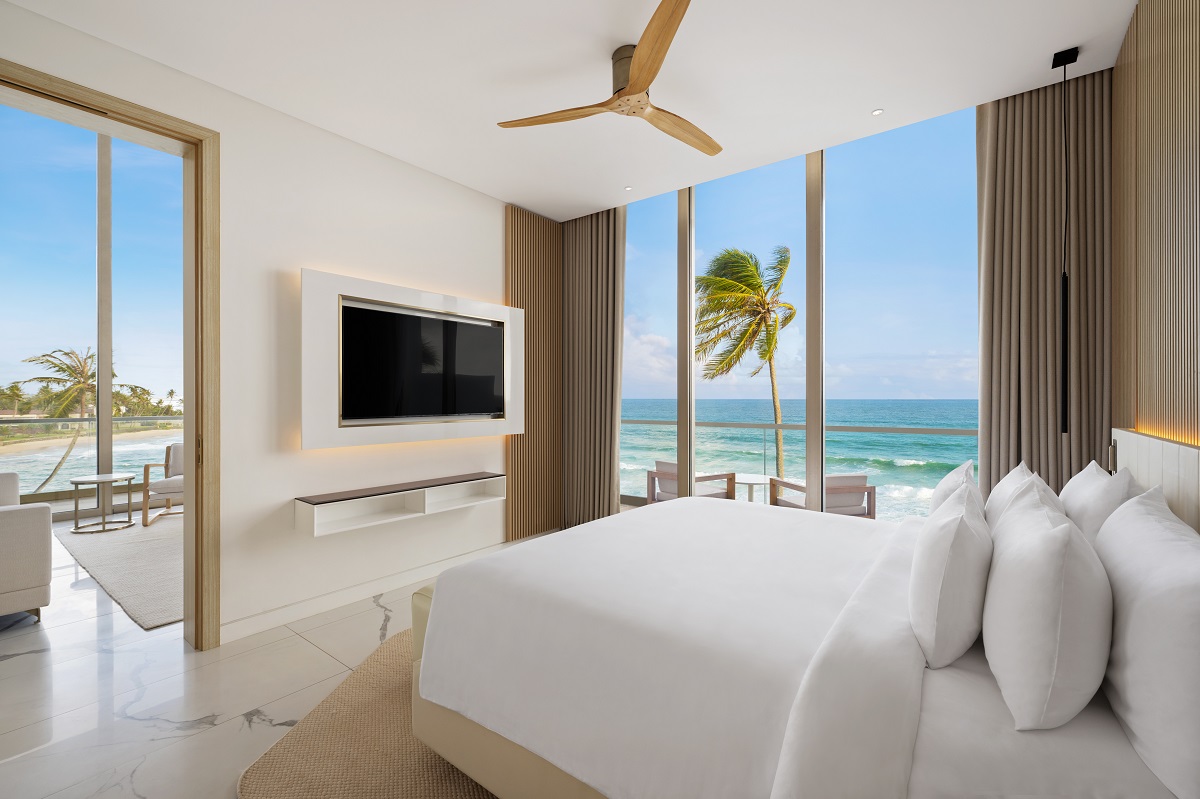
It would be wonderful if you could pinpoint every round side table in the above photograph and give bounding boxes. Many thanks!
[70,473,136,533]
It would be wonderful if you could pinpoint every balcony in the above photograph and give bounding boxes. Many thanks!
[620,400,978,522]
[0,416,184,513]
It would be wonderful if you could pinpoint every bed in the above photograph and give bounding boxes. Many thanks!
[413,491,1179,798]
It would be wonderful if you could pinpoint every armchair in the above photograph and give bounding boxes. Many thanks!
[768,473,877,519]
[143,442,185,526]
[646,461,736,503]
[0,472,52,621]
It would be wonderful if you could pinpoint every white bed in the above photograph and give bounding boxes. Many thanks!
[418,496,1175,798]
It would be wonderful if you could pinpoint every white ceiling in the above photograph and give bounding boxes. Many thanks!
[11,0,1135,222]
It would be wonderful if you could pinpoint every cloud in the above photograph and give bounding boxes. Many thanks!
[621,315,676,395]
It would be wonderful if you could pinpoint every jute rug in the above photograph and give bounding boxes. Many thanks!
[54,514,183,629]
[238,629,494,799]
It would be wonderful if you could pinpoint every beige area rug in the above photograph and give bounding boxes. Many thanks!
[238,629,494,799]
[54,514,183,629]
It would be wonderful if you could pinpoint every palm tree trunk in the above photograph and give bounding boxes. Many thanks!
[35,427,80,493]
[768,356,785,478]
[33,399,86,493]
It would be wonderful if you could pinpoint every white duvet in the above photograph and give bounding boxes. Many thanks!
[420,497,914,798]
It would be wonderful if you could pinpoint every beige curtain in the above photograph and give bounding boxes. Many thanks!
[563,207,626,525]
[978,69,1112,492]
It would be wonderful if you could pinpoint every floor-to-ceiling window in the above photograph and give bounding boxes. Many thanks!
[0,102,184,517]
[694,159,805,500]
[620,192,678,502]
[824,108,978,520]
[620,108,978,517]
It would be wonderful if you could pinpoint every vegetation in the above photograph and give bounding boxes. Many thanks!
[694,246,797,478]
[1,347,183,492]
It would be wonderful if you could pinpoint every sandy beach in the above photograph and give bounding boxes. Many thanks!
[0,426,181,455]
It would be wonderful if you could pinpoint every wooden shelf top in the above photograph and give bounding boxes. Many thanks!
[296,472,504,506]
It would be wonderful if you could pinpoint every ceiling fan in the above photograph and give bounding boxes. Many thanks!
[497,0,722,156]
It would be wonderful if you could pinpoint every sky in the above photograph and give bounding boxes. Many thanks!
[0,103,184,402]
[623,106,978,401]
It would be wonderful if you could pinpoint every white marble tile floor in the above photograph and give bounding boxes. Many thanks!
[0,521,447,798]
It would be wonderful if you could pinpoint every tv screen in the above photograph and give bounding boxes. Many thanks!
[340,300,504,423]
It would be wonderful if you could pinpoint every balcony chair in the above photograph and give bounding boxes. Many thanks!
[0,472,52,621]
[646,460,736,503]
[768,473,877,519]
[143,442,185,526]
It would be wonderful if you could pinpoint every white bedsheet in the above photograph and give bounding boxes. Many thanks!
[909,641,1175,799]
[419,497,892,799]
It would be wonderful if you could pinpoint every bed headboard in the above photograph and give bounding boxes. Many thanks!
[1112,428,1200,531]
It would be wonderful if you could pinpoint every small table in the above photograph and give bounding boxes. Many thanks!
[734,473,773,503]
[70,473,136,533]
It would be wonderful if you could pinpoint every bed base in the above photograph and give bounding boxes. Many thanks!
[411,585,605,799]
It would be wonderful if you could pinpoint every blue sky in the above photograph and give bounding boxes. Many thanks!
[624,107,978,400]
[0,104,183,402]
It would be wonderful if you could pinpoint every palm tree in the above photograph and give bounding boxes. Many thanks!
[1,382,23,417]
[21,348,148,492]
[694,246,797,478]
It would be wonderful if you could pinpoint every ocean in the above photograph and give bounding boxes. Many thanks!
[0,427,184,496]
[621,398,978,521]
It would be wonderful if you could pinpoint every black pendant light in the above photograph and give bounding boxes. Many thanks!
[1053,46,1079,435]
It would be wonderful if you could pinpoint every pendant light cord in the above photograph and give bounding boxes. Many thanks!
[1059,62,1070,435]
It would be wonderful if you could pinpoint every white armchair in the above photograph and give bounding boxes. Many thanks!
[768,473,877,519]
[0,472,52,621]
[143,442,185,526]
[646,461,736,503]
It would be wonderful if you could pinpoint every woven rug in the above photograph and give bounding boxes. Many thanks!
[53,514,183,629]
[238,629,494,799]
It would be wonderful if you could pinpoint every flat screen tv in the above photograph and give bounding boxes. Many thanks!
[340,299,505,424]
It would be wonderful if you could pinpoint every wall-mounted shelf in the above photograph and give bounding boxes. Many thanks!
[295,472,505,537]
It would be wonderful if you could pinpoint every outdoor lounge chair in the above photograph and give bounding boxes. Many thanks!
[646,460,736,503]
[768,473,877,519]
[143,442,184,526]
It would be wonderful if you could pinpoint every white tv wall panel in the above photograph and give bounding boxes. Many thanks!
[301,268,525,449]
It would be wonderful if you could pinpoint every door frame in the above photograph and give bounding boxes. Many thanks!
[0,58,222,650]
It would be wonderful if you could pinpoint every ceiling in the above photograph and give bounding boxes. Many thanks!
[11,0,1135,222]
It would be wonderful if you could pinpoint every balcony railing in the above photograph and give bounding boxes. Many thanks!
[619,417,978,521]
[0,416,185,507]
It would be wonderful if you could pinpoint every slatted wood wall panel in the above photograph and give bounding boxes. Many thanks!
[1112,0,1200,446]
[1112,12,1138,429]
[504,205,564,540]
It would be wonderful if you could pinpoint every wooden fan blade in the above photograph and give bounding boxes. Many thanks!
[625,0,691,95]
[498,101,611,128]
[643,105,721,155]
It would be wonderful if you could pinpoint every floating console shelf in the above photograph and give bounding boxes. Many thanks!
[295,472,505,537]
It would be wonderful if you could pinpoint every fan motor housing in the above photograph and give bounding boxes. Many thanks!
[612,44,637,94]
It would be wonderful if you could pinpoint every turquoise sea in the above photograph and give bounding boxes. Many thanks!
[621,398,978,521]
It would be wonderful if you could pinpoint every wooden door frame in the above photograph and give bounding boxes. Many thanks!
[0,58,222,650]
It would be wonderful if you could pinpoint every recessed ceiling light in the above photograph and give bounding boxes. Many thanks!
[624,186,633,191]
[872,108,884,116]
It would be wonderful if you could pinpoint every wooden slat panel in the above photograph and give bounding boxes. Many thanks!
[1112,0,1200,447]
[504,205,564,540]
[1112,9,1137,429]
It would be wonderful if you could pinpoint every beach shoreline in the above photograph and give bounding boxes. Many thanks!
[0,427,182,456]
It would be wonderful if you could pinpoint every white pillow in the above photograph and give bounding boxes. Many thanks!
[984,461,1033,526]
[1094,487,1200,799]
[910,484,992,668]
[1059,461,1140,543]
[982,477,1112,730]
[929,460,981,514]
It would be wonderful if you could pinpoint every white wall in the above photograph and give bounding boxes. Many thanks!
[0,2,508,639]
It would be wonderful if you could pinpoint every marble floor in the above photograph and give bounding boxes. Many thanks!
[0,520,436,799]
